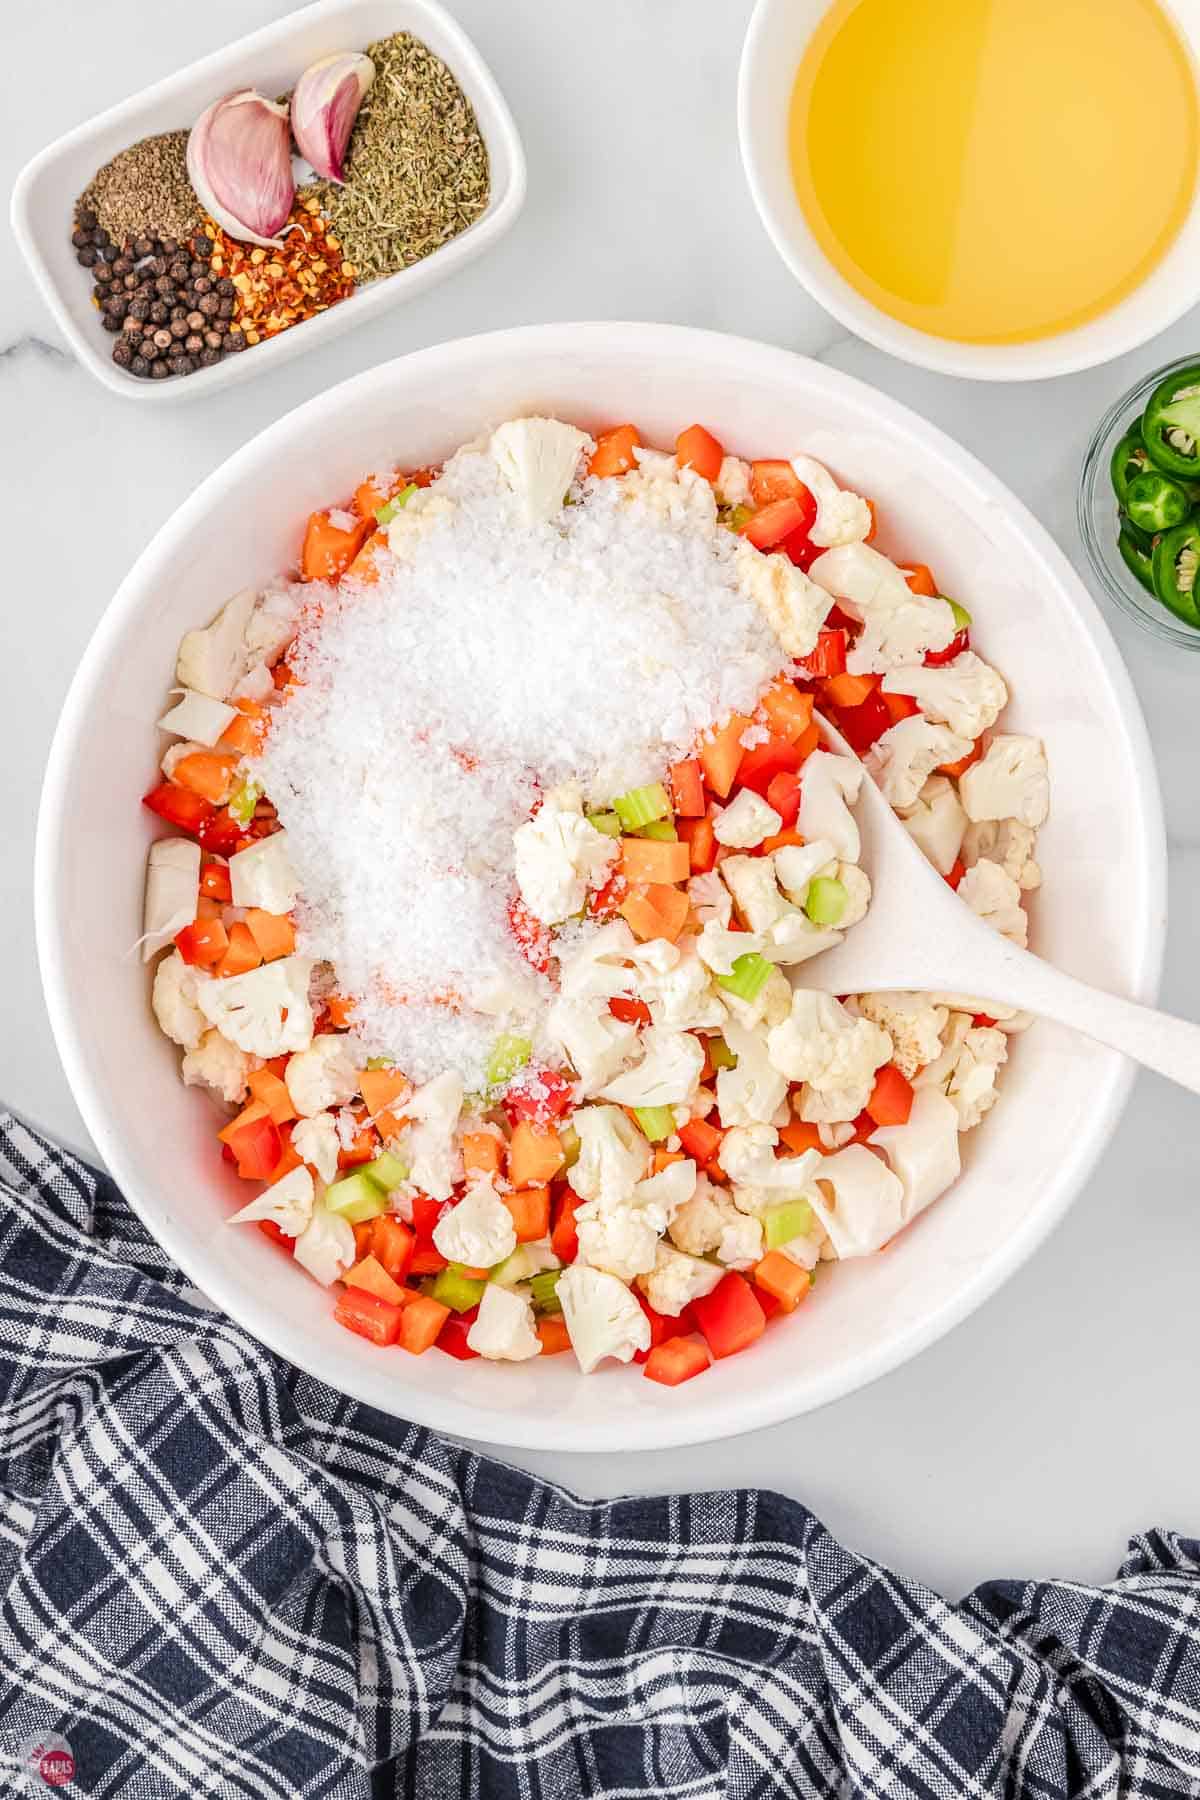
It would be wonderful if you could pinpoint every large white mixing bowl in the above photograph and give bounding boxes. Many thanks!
[36,324,1165,1452]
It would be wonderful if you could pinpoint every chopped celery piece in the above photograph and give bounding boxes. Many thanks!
[493,1242,559,1287]
[716,952,773,1003]
[374,483,417,525]
[585,811,622,838]
[706,1035,737,1071]
[324,1171,387,1225]
[529,1271,562,1313]
[633,1105,676,1142]
[763,1199,814,1250]
[634,819,678,841]
[804,876,847,927]
[559,1122,581,1169]
[612,782,671,830]
[486,1033,531,1086]
[365,1151,408,1192]
[944,597,971,630]
[430,1264,488,1313]
[726,504,753,532]
[227,780,261,826]
[365,1055,395,1071]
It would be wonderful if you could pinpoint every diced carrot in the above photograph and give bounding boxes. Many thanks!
[619,891,666,944]
[334,1287,405,1347]
[653,1148,686,1174]
[301,508,373,583]
[821,671,878,710]
[352,471,403,519]
[675,423,724,481]
[359,1067,411,1139]
[778,1120,823,1155]
[215,921,262,979]
[677,1116,723,1166]
[903,563,938,597]
[698,714,750,797]
[669,758,706,817]
[325,993,357,1029]
[754,1250,812,1312]
[174,918,229,969]
[646,883,690,941]
[692,1271,766,1359]
[370,1215,415,1282]
[759,680,814,743]
[218,1099,271,1145]
[409,1244,449,1275]
[749,460,805,506]
[589,424,641,478]
[508,1121,565,1188]
[171,751,238,804]
[940,738,984,779]
[199,860,232,901]
[550,1188,581,1263]
[503,1185,552,1243]
[265,1133,304,1183]
[865,499,878,540]
[643,1336,710,1386]
[536,1315,572,1355]
[796,629,847,679]
[881,690,920,725]
[243,909,296,963]
[867,1064,914,1127]
[247,1067,296,1125]
[345,1254,409,1307]
[399,1294,451,1354]
[609,995,651,1026]
[740,497,808,550]
[195,895,223,923]
[760,828,806,853]
[462,1131,504,1177]
[619,837,690,886]
[678,815,717,874]
[217,707,265,757]
[337,1115,379,1168]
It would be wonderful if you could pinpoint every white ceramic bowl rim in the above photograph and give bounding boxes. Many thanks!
[36,323,1166,1451]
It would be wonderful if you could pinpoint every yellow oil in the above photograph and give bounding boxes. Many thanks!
[789,0,1199,344]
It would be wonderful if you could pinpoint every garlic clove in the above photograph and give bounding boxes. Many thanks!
[291,53,375,184]
[187,89,295,248]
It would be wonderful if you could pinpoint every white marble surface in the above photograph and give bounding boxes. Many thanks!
[4,0,1199,1601]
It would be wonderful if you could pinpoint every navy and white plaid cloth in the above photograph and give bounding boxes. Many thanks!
[0,1110,1197,1799]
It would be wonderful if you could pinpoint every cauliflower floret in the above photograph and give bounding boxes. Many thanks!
[557,1265,651,1373]
[597,1028,704,1109]
[866,717,973,811]
[958,858,1028,947]
[912,1011,974,1091]
[175,587,257,700]
[181,1029,251,1105]
[807,544,957,672]
[869,1090,961,1222]
[636,939,726,1032]
[834,863,871,928]
[618,458,719,531]
[639,1242,724,1317]
[897,775,967,876]
[489,417,590,524]
[696,919,766,976]
[152,950,210,1051]
[718,963,793,1033]
[231,663,274,705]
[557,921,640,1002]
[720,855,792,932]
[284,1034,361,1118]
[687,871,732,926]
[466,1282,542,1361]
[291,1112,341,1184]
[795,752,862,862]
[945,1026,1008,1130]
[576,1157,695,1283]
[856,993,948,1079]
[244,580,303,667]
[881,653,1008,740]
[789,454,872,547]
[669,1174,764,1266]
[195,955,314,1058]
[732,540,831,657]
[228,833,298,913]
[764,913,844,968]
[156,688,237,746]
[767,989,892,1094]
[571,1105,650,1212]
[773,839,840,904]
[713,788,782,849]
[546,997,637,1096]
[962,816,1041,891]
[402,1071,465,1199]
[721,1127,822,1219]
[959,734,1050,829]
[715,455,752,507]
[716,1017,789,1127]
[797,1081,873,1125]
[817,1122,856,1151]
[142,837,201,962]
[432,1178,517,1269]
[807,1143,905,1258]
[228,1164,315,1237]
[512,788,617,926]
[293,1204,356,1286]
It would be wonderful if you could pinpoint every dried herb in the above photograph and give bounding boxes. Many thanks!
[300,32,490,282]
[78,131,202,246]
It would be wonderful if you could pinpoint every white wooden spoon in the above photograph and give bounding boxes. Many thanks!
[804,717,1200,1096]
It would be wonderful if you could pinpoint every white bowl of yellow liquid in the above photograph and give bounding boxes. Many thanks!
[739,0,1200,379]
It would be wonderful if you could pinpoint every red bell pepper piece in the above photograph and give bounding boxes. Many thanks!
[643,1337,710,1386]
[221,1109,281,1181]
[734,733,806,797]
[508,896,553,974]
[609,995,651,1026]
[669,758,706,818]
[795,629,847,679]
[691,1272,767,1360]
[764,771,802,828]
[632,1290,674,1362]
[199,860,233,902]
[257,1219,295,1253]
[550,1188,581,1263]
[503,1068,574,1125]
[740,497,809,550]
[678,815,717,874]
[143,782,215,835]
[924,628,970,668]
[833,690,895,755]
[197,808,247,857]
[334,1287,405,1347]
[174,918,229,969]
[436,1308,480,1360]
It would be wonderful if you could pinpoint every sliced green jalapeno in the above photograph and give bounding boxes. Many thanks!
[1118,525,1156,593]
[1142,366,1200,479]
[1110,423,1153,507]
[1124,468,1193,534]
[1150,517,1200,626]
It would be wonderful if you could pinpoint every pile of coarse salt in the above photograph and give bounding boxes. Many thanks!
[255,426,789,1086]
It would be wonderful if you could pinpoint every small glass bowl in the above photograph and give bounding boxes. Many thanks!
[1078,354,1200,650]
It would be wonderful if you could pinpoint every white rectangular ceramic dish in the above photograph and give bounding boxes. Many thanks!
[10,0,526,404]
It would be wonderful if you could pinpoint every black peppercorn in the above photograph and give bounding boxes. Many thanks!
[150,360,170,379]
[76,207,97,231]
[187,260,205,280]
[148,256,167,277]
[217,298,234,320]
[169,316,188,340]
[185,309,204,331]
[149,301,169,324]
[216,277,235,297]
[194,277,214,296]
[152,328,173,351]
[71,227,92,249]
[112,256,133,277]
[194,235,212,258]
[102,293,126,317]
[200,347,222,368]
[184,333,204,354]
[100,312,122,332]
[122,316,143,335]
[203,329,224,351]
[160,237,179,256]
[154,275,175,297]
[122,272,139,291]
[131,355,150,377]
[170,305,187,322]
[98,242,119,263]
[132,236,154,258]
[168,258,189,283]
[76,246,97,267]
[92,260,113,283]
[112,339,134,368]
[223,332,246,352]
[198,293,220,318]
[128,297,150,322]
[92,226,110,247]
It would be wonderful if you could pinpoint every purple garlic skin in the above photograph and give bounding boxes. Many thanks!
[187,88,295,248]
